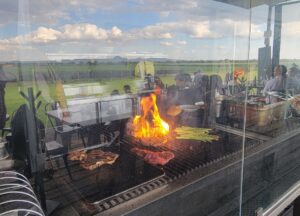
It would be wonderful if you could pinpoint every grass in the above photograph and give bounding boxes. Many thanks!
[3,61,259,128]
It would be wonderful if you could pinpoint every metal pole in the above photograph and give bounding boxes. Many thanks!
[272,5,282,69]
[27,88,39,165]
[264,5,272,47]
[26,88,46,211]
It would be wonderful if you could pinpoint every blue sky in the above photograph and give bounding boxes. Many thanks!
[0,0,299,61]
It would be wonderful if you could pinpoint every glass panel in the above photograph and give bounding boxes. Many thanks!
[242,1,300,215]
[0,1,257,215]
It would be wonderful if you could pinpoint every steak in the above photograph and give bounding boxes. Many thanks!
[131,147,174,165]
[68,150,87,161]
[89,149,118,163]
[68,149,119,170]
[80,157,99,171]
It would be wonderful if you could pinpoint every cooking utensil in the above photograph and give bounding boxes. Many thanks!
[179,105,200,112]
[195,101,204,106]
[267,91,293,101]
[167,105,183,116]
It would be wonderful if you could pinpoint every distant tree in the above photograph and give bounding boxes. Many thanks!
[87,60,97,79]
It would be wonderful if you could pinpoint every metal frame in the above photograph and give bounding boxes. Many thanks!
[272,4,282,69]
[262,180,300,216]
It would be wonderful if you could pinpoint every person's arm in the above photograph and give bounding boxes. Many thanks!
[263,80,272,96]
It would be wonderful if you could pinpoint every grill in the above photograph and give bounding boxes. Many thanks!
[91,129,261,213]
[125,130,257,177]
[43,122,264,215]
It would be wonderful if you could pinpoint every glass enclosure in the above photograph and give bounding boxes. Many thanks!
[1,0,300,216]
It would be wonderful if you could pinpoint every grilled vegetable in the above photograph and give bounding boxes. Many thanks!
[174,126,219,142]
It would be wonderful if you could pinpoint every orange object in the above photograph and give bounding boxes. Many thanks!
[233,68,245,81]
[131,93,169,145]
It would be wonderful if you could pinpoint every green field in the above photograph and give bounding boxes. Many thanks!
[3,60,261,127]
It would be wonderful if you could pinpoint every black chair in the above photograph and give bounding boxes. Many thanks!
[45,102,86,150]
[39,104,73,179]
[11,104,72,179]
[41,140,72,180]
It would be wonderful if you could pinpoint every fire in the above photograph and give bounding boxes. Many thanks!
[132,93,169,144]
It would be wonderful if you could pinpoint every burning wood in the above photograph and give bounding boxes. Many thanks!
[129,93,169,146]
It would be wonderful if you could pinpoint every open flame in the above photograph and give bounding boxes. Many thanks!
[131,93,169,144]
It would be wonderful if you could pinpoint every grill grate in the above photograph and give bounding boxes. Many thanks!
[93,130,260,213]
[94,175,170,212]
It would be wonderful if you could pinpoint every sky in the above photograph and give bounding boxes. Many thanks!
[0,0,299,61]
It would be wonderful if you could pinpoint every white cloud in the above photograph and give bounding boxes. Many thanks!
[137,0,198,12]
[0,0,259,33]
[30,27,61,43]
[0,0,125,25]
[0,17,265,61]
[217,45,226,49]
[111,26,122,38]
[214,19,263,39]
[177,40,187,45]
[160,11,170,18]
[61,23,108,40]
[160,40,187,46]
[0,41,10,51]
[0,24,124,47]
[132,24,173,39]
[130,20,218,40]
[282,21,300,37]
[160,41,173,46]
[180,20,219,38]
[1,19,260,48]
[0,19,261,53]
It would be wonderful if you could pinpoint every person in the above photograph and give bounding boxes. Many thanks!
[263,65,288,96]
[193,70,204,87]
[166,73,186,107]
[174,73,186,89]
[123,85,132,94]
[183,73,192,88]
[286,66,300,94]
[111,89,119,96]
[154,76,164,89]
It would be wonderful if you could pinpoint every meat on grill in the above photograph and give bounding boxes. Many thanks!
[68,149,119,170]
[68,150,87,161]
[81,150,119,170]
[131,147,174,165]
